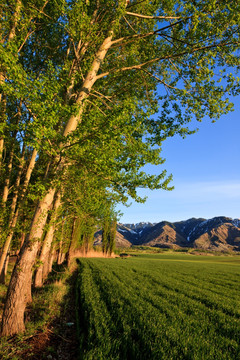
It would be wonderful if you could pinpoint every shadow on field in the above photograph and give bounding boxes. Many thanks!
[20,263,80,360]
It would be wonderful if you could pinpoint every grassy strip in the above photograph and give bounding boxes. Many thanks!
[0,262,75,360]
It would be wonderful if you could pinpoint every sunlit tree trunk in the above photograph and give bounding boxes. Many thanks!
[0,147,25,283]
[47,243,56,275]
[0,148,37,281]
[66,217,77,267]
[34,192,61,287]
[9,145,25,215]
[57,242,63,265]
[1,188,55,336]
[19,232,26,250]
[0,74,5,170]
[8,0,22,41]
[57,222,64,265]
[0,254,9,284]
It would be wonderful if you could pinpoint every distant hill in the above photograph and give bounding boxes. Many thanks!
[94,217,240,252]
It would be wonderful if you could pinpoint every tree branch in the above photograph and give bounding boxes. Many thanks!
[85,99,107,116]
[126,11,180,20]
[92,90,113,103]
[96,40,236,80]
[123,15,138,34]
[17,0,50,52]
[8,0,22,41]
[29,1,52,20]
[168,58,192,88]
[111,18,189,46]
[140,69,180,91]
[18,30,35,52]
[90,92,112,110]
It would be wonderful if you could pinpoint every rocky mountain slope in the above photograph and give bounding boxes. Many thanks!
[94,217,240,251]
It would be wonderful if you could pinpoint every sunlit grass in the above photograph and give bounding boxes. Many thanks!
[76,254,240,359]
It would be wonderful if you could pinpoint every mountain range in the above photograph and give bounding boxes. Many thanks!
[94,216,240,252]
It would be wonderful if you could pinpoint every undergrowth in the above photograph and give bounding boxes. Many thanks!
[0,262,73,360]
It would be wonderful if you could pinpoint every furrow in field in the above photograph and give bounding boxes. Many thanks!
[84,259,240,359]
[76,257,240,359]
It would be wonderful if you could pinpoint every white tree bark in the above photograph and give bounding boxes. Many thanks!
[1,188,56,335]
[34,192,61,287]
[0,149,37,280]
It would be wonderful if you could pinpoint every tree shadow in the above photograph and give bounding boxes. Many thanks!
[21,262,80,360]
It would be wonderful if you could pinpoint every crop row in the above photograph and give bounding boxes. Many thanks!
[76,255,240,359]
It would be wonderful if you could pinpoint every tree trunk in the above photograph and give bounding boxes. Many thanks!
[0,148,37,281]
[0,254,9,284]
[0,136,3,169]
[47,244,56,275]
[57,239,63,265]
[0,74,5,170]
[0,145,25,279]
[19,232,26,250]
[1,188,55,336]
[34,232,53,288]
[21,148,38,196]
[9,144,25,215]
[2,147,14,203]
[34,192,61,287]
[1,241,38,335]
[8,0,22,41]
[60,252,66,264]
[0,225,16,284]
[66,218,77,267]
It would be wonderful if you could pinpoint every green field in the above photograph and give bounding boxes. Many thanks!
[76,253,240,360]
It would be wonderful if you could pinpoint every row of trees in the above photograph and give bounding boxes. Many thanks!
[0,0,239,336]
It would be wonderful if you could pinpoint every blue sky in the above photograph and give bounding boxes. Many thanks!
[117,98,240,224]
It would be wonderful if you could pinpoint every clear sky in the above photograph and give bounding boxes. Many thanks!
[117,97,240,224]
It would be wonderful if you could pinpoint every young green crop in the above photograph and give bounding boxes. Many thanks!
[76,254,240,359]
